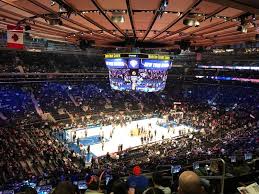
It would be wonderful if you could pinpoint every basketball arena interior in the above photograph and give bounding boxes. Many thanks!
[0,0,258,194]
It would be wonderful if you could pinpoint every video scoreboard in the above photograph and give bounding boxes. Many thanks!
[104,53,171,60]
[104,53,172,92]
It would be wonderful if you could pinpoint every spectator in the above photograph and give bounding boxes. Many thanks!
[53,181,78,194]
[111,180,129,194]
[178,171,204,194]
[21,187,37,194]
[146,172,171,194]
[127,166,149,194]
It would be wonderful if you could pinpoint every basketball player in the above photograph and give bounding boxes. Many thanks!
[73,132,76,142]
[85,129,88,138]
[110,130,112,139]
[77,138,80,146]
[102,141,104,151]
[87,145,90,154]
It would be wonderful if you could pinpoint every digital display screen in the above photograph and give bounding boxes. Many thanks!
[244,153,252,160]
[105,55,171,92]
[105,58,171,70]
[78,181,87,190]
[109,69,167,92]
[140,59,170,69]
[105,58,128,69]
[195,76,259,83]
[193,162,199,170]
[36,185,52,194]
[104,53,171,60]
[171,165,181,174]
[105,176,112,186]
[22,180,37,188]
[128,58,140,69]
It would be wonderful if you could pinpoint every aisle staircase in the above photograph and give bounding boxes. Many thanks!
[16,65,25,73]
[0,112,7,120]
[30,93,44,116]
[68,93,79,107]
[30,92,57,122]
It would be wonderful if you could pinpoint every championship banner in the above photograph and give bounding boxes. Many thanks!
[7,25,24,49]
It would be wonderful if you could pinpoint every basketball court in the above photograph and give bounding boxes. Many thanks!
[67,118,195,158]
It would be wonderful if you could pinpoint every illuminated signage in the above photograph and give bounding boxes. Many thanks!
[105,53,121,58]
[195,76,259,83]
[105,53,170,60]
[198,65,259,71]
[105,58,127,68]
[148,54,170,60]
[129,54,137,58]
[128,58,140,69]
[141,59,170,69]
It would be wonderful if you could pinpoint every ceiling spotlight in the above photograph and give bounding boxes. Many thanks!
[140,31,143,35]
[163,0,168,7]
[177,12,181,16]
[90,31,93,35]
[183,18,195,27]
[183,18,200,27]
[59,5,66,12]
[50,0,55,6]
[81,32,84,35]
[100,30,103,34]
[111,15,125,23]
[242,27,248,33]
[237,26,247,33]
[166,31,170,35]
[113,30,116,35]
[194,20,200,27]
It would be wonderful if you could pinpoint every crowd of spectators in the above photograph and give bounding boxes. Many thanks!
[0,50,106,73]
[0,123,84,185]
[0,81,258,194]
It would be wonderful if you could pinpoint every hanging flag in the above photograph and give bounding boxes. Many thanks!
[7,25,24,49]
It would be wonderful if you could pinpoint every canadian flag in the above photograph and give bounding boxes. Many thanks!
[7,25,24,49]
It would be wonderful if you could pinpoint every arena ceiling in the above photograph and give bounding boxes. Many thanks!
[0,0,258,48]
